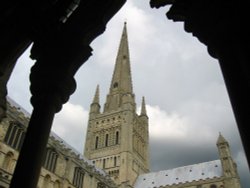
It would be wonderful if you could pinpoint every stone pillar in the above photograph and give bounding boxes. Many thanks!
[9,41,92,188]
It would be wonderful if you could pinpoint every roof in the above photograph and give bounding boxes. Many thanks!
[134,160,222,188]
[6,96,107,176]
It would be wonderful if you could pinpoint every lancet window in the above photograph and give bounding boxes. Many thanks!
[43,148,58,172]
[73,167,84,188]
[4,121,25,151]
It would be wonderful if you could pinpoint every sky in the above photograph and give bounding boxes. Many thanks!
[7,0,250,187]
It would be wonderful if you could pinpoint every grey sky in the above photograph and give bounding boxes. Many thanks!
[7,0,250,187]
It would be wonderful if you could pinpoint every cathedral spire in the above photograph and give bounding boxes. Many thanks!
[92,84,100,104]
[140,96,147,116]
[110,22,133,94]
[104,22,135,112]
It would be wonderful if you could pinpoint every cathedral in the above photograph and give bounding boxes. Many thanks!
[0,23,242,188]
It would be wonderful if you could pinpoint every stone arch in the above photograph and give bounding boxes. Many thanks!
[54,180,61,188]
[2,151,14,171]
[95,135,99,149]
[43,174,51,188]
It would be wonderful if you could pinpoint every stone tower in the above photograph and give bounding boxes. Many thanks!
[84,23,150,186]
[216,133,241,188]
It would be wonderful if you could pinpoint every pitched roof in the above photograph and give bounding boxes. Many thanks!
[6,96,107,176]
[134,160,222,188]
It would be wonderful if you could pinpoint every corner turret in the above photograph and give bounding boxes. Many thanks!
[217,133,241,187]
[89,85,100,116]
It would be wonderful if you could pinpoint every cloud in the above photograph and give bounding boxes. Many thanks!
[52,102,89,153]
[144,104,249,187]
[147,105,188,140]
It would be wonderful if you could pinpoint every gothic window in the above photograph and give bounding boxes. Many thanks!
[4,122,25,151]
[2,151,14,171]
[115,131,119,144]
[73,167,84,188]
[103,159,106,169]
[95,136,99,149]
[105,134,109,147]
[54,180,61,188]
[43,175,51,188]
[43,148,58,173]
[113,82,118,88]
[114,156,117,167]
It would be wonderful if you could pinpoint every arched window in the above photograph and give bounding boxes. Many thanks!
[43,148,58,173]
[4,122,25,151]
[210,185,217,188]
[95,136,99,149]
[54,180,61,188]
[105,134,109,147]
[103,159,106,169]
[115,131,119,144]
[43,175,51,188]
[73,167,84,188]
[2,152,14,171]
[114,156,117,167]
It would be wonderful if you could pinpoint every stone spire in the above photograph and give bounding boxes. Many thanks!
[216,132,228,146]
[92,84,100,104]
[140,96,147,116]
[104,22,135,112]
[90,85,100,115]
[216,133,239,179]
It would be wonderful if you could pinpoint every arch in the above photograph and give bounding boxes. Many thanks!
[43,175,51,188]
[115,131,119,144]
[72,167,84,188]
[95,136,99,149]
[103,159,106,169]
[105,134,109,147]
[114,156,117,167]
[43,148,58,173]
[2,151,14,171]
[210,185,217,188]
[4,122,25,151]
[54,180,61,188]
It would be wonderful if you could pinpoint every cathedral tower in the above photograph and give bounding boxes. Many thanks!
[216,133,241,188]
[84,23,150,186]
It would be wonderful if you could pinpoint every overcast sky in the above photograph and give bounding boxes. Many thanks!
[7,0,250,187]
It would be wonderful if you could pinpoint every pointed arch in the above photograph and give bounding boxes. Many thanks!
[103,158,106,169]
[105,134,109,147]
[95,136,99,149]
[72,167,84,188]
[43,175,51,188]
[54,180,61,188]
[2,151,14,171]
[115,131,119,145]
[4,122,25,151]
[114,156,117,167]
[43,148,58,173]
